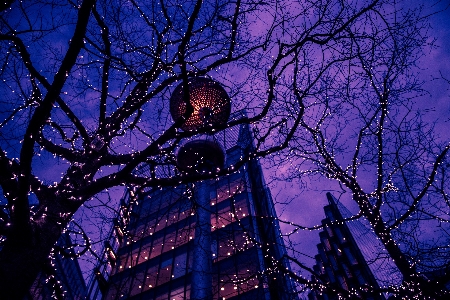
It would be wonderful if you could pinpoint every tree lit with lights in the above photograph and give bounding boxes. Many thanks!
[0,0,449,299]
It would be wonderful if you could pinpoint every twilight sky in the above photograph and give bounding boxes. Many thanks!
[1,0,449,290]
[265,0,450,270]
[57,0,450,280]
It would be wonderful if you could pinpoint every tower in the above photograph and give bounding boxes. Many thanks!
[308,193,400,300]
[92,115,297,299]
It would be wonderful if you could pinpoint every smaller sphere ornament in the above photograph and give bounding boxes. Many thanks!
[176,140,225,174]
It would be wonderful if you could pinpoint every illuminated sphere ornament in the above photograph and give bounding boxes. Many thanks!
[176,140,225,174]
[170,77,231,131]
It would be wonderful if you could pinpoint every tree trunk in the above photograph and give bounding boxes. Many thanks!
[0,225,60,299]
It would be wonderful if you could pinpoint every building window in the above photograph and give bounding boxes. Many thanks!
[173,252,188,279]
[150,236,164,260]
[158,258,173,286]
[129,270,145,296]
[170,285,186,300]
[143,264,158,291]
[344,247,357,265]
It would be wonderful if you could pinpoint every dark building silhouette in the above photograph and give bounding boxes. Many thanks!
[308,193,388,300]
[88,117,297,300]
[27,231,87,300]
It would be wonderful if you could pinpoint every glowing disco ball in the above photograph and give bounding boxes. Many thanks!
[176,140,225,173]
[170,77,231,131]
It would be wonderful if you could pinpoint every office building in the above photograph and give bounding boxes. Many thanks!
[308,193,402,300]
[91,117,297,299]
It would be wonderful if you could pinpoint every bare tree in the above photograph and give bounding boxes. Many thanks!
[1,0,446,299]
[271,2,450,299]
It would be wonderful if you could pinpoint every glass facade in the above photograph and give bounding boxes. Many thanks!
[95,119,297,300]
[308,193,387,300]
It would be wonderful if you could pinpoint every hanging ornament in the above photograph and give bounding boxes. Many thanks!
[170,77,231,132]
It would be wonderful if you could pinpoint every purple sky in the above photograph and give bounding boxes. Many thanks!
[1,0,449,290]
[59,0,450,282]
[265,0,450,271]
